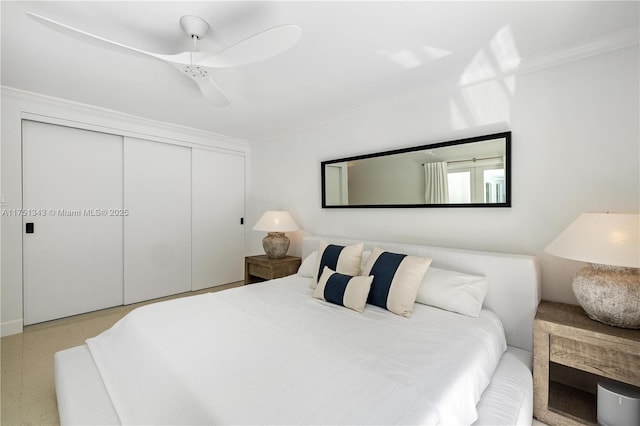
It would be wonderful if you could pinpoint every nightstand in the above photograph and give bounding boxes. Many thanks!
[533,301,640,425]
[244,255,301,285]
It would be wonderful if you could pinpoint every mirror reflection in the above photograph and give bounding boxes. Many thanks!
[322,132,510,208]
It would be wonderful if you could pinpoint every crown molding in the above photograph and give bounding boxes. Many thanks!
[518,25,639,77]
[1,86,249,150]
[257,25,639,143]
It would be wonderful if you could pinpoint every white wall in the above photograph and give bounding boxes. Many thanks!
[0,88,250,335]
[248,46,639,305]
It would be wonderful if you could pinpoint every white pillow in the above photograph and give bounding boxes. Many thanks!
[361,246,431,318]
[313,266,373,313]
[415,267,488,317]
[361,250,371,270]
[311,241,364,289]
[297,251,318,277]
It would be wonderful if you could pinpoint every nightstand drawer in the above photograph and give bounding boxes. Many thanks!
[248,262,271,279]
[245,255,302,285]
[534,301,640,425]
[550,335,640,387]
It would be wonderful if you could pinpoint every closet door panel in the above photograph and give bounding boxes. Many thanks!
[22,121,124,325]
[192,149,245,290]
[124,137,191,304]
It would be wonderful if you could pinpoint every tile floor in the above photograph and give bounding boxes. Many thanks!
[1,282,243,426]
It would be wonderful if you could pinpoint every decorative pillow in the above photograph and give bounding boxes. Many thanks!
[313,267,373,313]
[361,246,431,317]
[312,241,364,289]
[297,251,318,277]
[415,267,488,317]
[361,250,372,271]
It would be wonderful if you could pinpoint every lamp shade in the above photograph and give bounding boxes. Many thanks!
[253,211,299,233]
[545,213,640,268]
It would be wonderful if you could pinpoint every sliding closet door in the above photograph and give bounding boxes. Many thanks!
[124,137,191,304]
[192,149,245,290]
[22,121,124,325]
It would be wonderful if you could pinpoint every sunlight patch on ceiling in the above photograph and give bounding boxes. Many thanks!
[422,45,452,60]
[460,80,510,126]
[387,49,422,69]
[377,44,451,70]
[459,50,496,86]
[490,26,521,72]
[452,26,520,128]
[458,25,521,87]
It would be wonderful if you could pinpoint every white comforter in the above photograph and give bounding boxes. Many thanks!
[86,275,506,425]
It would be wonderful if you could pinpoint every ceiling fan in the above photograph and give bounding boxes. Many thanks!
[27,12,302,107]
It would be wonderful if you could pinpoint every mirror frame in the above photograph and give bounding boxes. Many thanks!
[321,131,511,208]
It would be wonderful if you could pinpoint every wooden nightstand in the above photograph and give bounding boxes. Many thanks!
[533,300,640,425]
[244,255,301,285]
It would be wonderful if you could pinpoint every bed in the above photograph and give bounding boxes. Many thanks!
[54,235,541,425]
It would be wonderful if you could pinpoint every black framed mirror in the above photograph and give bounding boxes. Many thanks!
[321,132,511,208]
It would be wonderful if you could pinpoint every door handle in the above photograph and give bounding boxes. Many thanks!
[26,223,34,234]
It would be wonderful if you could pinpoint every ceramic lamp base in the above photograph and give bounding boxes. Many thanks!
[262,232,290,259]
[572,264,640,329]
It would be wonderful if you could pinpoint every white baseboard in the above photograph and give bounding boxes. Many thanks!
[1,319,23,336]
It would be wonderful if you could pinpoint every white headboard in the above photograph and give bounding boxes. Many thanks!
[302,236,541,352]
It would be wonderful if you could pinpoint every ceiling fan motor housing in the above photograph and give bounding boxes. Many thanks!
[180,15,209,40]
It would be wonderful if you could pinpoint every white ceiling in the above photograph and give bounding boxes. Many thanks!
[2,1,638,141]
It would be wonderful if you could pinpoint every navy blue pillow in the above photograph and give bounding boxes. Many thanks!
[311,241,364,288]
[316,244,345,283]
[313,266,373,313]
[361,247,431,317]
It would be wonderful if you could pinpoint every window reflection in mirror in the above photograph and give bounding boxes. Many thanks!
[321,132,510,208]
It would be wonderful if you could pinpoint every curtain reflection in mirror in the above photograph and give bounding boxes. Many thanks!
[423,162,449,203]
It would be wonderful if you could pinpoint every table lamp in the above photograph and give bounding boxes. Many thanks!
[253,211,299,259]
[545,212,640,328]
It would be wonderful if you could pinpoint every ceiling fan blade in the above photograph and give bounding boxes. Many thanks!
[195,75,231,107]
[26,12,189,64]
[197,25,302,68]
